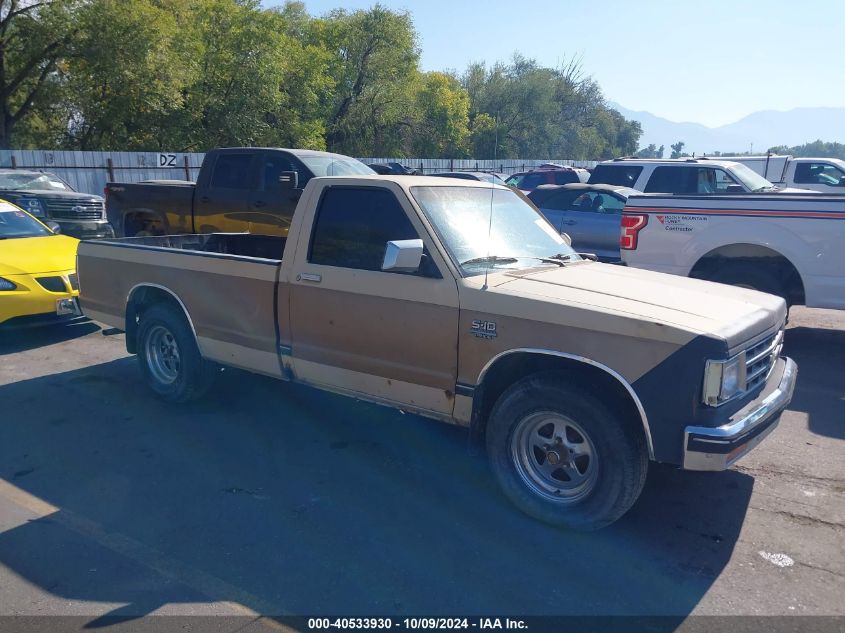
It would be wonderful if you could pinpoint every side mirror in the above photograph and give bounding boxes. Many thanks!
[560,232,572,246]
[46,221,61,234]
[278,171,299,190]
[725,184,744,193]
[382,239,423,272]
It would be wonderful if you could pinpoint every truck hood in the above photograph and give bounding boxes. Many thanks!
[493,262,786,350]
[0,235,79,276]
[1,189,104,202]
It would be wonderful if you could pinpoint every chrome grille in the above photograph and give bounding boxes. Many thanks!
[745,329,783,392]
[43,198,104,220]
[36,276,67,293]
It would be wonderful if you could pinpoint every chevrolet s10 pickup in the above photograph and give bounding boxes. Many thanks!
[78,175,797,530]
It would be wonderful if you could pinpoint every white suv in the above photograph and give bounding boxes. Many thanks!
[588,158,812,194]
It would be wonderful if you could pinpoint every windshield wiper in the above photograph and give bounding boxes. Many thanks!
[461,255,519,266]
[460,255,565,267]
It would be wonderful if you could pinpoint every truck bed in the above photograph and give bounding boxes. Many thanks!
[105,180,196,236]
[78,233,287,377]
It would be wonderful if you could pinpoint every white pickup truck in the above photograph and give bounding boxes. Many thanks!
[620,191,845,310]
[720,155,845,193]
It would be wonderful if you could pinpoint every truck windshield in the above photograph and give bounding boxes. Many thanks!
[411,186,580,276]
[0,203,51,239]
[729,163,777,192]
[298,156,375,177]
[0,172,72,191]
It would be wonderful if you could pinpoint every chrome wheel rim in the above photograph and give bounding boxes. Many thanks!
[510,411,598,503]
[144,325,181,385]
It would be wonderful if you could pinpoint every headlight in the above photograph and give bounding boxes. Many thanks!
[0,277,17,291]
[703,354,747,406]
[18,197,45,217]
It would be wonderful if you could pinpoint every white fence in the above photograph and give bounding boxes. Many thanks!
[0,150,597,196]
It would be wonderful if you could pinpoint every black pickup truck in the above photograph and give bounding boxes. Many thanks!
[105,147,375,237]
[0,169,113,239]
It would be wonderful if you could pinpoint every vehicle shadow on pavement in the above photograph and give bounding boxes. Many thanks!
[0,320,100,355]
[0,358,754,622]
[783,326,845,440]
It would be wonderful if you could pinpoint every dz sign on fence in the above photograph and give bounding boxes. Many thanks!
[158,153,179,167]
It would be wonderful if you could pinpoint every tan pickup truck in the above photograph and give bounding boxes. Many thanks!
[78,176,797,530]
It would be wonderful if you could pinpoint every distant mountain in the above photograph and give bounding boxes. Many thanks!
[610,103,845,155]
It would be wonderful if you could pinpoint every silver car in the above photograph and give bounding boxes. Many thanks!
[528,183,637,261]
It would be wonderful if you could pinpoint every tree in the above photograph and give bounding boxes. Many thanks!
[636,143,664,158]
[768,140,845,160]
[312,4,420,155]
[670,141,686,159]
[405,71,469,157]
[0,0,80,148]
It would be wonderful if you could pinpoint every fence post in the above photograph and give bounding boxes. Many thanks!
[10,155,16,169]
[450,158,454,171]
[184,155,191,181]
[106,157,115,182]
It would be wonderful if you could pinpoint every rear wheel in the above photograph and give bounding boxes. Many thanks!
[136,303,215,402]
[707,262,787,303]
[486,372,648,530]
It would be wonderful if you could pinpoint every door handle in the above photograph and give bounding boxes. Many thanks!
[298,272,322,283]
[199,196,210,203]
[253,200,267,208]
[562,219,577,225]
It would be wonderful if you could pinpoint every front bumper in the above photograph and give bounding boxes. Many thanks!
[53,219,114,240]
[682,356,797,471]
[0,271,81,326]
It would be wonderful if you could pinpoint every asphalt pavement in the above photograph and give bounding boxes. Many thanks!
[0,307,842,625]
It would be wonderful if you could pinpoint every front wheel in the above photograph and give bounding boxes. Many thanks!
[136,303,216,403]
[486,373,648,530]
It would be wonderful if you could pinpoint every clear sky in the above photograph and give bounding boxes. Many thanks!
[279,0,844,128]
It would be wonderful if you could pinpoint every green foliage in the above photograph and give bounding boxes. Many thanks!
[636,144,664,159]
[670,141,688,159]
[768,140,845,160]
[8,0,643,159]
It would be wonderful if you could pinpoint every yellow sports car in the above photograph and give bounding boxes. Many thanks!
[0,199,81,328]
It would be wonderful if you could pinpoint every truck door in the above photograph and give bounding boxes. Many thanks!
[247,152,310,237]
[288,184,460,416]
[792,161,845,192]
[194,151,258,233]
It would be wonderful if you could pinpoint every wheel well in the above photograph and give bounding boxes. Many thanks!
[689,244,805,305]
[470,352,650,456]
[125,286,193,354]
[124,211,165,237]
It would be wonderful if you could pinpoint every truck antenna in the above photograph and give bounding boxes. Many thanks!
[482,174,496,290]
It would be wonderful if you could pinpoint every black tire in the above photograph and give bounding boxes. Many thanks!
[708,262,787,302]
[486,372,648,531]
[136,303,216,403]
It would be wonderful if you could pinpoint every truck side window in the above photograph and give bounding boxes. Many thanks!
[310,187,439,277]
[588,165,642,187]
[210,154,253,190]
[794,162,845,186]
[262,155,306,191]
[645,166,696,194]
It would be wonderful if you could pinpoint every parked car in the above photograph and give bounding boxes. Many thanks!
[79,174,794,530]
[528,183,636,261]
[367,162,420,175]
[106,147,375,237]
[0,169,112,239]
[588,157,813,194]
[429,171,507,185]
[620,190,845,309]
[717,155,845,193]
[505,166,590,193]
[0,200,82,328]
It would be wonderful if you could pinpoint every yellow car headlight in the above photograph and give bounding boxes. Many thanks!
[0,277,17,291]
